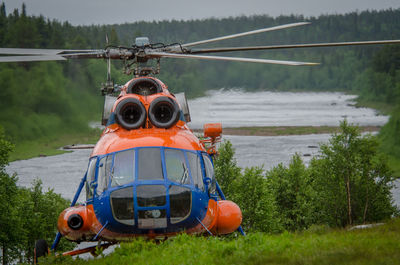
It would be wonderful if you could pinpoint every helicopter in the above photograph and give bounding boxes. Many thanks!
[1,21,400,260]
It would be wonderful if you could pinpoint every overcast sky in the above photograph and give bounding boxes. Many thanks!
[2,0,400,25]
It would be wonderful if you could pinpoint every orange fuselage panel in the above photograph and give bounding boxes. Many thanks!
[91,125,204,157]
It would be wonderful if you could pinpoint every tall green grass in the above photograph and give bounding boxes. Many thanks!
[44,218,400,265]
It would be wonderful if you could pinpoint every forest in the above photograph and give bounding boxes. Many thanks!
[0,4,399,145]
[0,3,400,264]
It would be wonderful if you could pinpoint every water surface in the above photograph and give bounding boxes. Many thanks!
[188,90,387,129]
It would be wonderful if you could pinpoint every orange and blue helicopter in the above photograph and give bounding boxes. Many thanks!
[1,21,400,259]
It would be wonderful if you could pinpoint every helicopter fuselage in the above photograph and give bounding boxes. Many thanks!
[56,77,242,243]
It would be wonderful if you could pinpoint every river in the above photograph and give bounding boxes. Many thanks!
[6,90,399,207]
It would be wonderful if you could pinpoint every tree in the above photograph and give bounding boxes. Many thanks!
[309,120,396,226]
[266,154,316,231]
[0,126,74,264]
[18,180,75,263]
[0,127,22,265]
[214,141,241,197]
[231,167,282,233]
[214,141,281,233]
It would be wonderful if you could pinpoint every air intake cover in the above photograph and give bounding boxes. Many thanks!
[148,97,180,129]
[115,98,146,130]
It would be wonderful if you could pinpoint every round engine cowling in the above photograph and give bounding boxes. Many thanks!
[215,200,242,235]
[115,98,147,130]
[57,205,94,241]
[148,96,180,129]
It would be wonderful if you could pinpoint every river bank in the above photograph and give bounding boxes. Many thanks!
[196,125,381,136]
[9,129,102,161]
[9,125,382,161]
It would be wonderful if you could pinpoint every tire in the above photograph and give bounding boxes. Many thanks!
[34,239,49,263]
[115,98,147,130]
[148,96,180,129]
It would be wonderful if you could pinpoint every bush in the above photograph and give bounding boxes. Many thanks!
[0,126,75,264]
[215,121,397,233]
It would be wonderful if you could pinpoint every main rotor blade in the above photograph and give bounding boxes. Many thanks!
[0,55,67,62]
[0,48,101,55]
[181,22,310,48]
[147,52,319,66]
[60,51,106,59]
[190,39,400,54]
[0,48,64,55]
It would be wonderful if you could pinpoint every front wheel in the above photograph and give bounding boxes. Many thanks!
[34,239,49,264]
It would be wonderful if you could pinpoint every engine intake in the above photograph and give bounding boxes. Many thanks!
[67,214,84,230]
[149,96,180,129]
[127,78,162,96]
[115,98,147,130]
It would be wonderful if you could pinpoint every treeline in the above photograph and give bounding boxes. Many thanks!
[215,121,397,233]
[1,4,400,147]
[0,127,74,264]
[0,3,122,142]
[107,9,400,93]
[353,45,400,164]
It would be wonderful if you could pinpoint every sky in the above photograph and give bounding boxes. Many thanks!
[1,0,400,26]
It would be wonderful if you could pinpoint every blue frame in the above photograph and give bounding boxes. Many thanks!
[90,146,213,235]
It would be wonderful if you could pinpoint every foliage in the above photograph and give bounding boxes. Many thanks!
[266,154,316,231]
[0,126,13,169]
[309,120,396,227]
[0,170,23,265]
[0,128,74,264]
[380,106,400,158]
[352,45,400,175]
[215,142,281,233]
[215,122,397,233]
[231,167,282,233]
[214,141,241,197]
[48,218,400,265]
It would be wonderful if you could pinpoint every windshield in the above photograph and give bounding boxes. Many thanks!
[86,158,97,200]
[165,149,190,185]
[202,153,216,194]
[138,148,163,180]
[97,155,112,195]
[90,147,206,192]
[111,149,135,187]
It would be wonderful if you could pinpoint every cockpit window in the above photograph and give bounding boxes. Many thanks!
[138,148,163,180]
[97,155,112,195]
[137,185,166,207]
[202,154,216,194]
[187,152,204,190]
[169,185,192,224]
[111,149,135,187]
[86,158,97,200]
[110,187,134,225]
[165,149,190,185]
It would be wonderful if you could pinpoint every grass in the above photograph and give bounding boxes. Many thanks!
[43,218,400,265]
[355,97,395,115]
[9,128,102,161]
[387,155,400,178]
